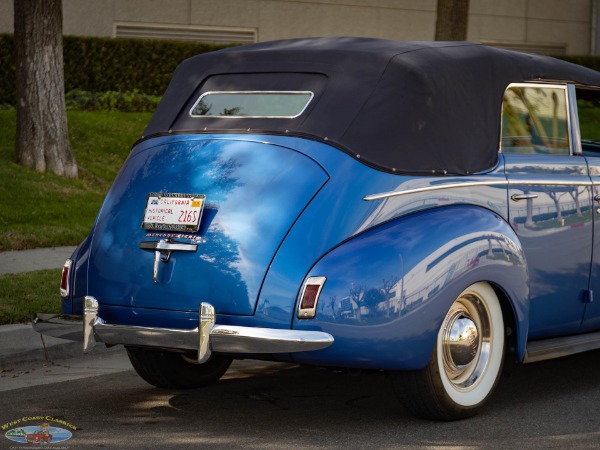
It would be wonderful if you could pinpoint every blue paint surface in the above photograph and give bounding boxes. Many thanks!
[61,133,600,368]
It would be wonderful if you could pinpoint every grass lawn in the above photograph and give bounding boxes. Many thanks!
[0,269,61,324]
[0,110,151,323]
[0,110,151,251]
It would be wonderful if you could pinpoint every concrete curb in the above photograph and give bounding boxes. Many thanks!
[0,323,118,367]
[0,246,108,367]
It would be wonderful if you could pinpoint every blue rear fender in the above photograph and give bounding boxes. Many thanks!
[291,205,529,370]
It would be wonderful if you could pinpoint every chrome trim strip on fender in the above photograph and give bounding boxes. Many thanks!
[507,180,593,186]
[364,179,594,201]
[33,300,334,358]
[363,180,509,201]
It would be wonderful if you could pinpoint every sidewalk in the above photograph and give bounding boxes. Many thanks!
[0,322,109,367]
[0,246,76,275]
[0,246,106,367]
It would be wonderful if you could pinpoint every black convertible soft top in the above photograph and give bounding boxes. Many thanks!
[143,38,600,175]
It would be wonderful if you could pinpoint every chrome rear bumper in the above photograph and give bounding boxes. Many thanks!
[34,296,334,363]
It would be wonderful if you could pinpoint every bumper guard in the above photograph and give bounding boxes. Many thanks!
[34,297,334,363]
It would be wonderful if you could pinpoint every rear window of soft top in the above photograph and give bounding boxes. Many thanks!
[189,91,314,118]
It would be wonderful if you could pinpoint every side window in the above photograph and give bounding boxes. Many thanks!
[576,87,600,156]
[501,85,570,155]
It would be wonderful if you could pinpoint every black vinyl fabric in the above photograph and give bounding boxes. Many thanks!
[143,38,600,175]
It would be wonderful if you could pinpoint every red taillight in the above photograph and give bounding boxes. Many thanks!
[60,259,72,297]
[297,276,326,319]
[301,285,320,309]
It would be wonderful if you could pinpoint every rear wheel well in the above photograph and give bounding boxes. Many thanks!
[490,283,519,368]
[391,281,506,420]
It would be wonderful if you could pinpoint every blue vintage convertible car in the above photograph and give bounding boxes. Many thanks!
[35,38,600,420]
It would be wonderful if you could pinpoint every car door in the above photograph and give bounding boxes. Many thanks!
[502,83,593,340]
[576,85,600,332]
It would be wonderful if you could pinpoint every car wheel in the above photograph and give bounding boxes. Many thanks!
[126,347,232,389]
[391,282,505,420]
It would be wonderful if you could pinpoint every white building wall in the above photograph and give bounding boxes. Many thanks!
[469,0,593,53]
[0,0,13,34]
[0,0,596,55]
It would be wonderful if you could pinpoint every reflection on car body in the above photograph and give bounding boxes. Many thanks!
[34,38,600,420]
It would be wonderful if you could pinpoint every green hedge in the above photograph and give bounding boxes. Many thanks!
[0,35,15,105]
[2,33,600,108]
[555,55,600,72]
[65,89,162,112]
[0,34,231,105]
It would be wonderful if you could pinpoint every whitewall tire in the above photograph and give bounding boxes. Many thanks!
[392,282,505,420]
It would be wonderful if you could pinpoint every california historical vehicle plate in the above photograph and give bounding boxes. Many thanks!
[142,193,205,233]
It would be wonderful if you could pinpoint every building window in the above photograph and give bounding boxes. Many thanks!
[114,22,257,45]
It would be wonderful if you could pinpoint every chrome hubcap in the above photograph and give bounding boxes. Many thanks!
[443,313,479,369]
[441,294,491,390]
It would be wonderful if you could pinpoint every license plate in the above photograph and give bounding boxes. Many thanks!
[141,193,205,233]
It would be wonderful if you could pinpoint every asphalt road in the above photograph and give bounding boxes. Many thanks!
[2,349,600,449]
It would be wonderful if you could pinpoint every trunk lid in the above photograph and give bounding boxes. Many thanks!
[88,136,328,315]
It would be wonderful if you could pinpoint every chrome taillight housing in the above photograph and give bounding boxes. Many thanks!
[60,259,72,297]
[297,276,326,319]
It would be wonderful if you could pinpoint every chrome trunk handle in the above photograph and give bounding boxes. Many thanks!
[140,239,198,283]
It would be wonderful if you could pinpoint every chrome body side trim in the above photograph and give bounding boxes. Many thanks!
[33,300,334,357]
[524,330,600,363]
[508,180,593,186]
[363,180,508,201]
[364,178,594,202]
